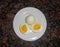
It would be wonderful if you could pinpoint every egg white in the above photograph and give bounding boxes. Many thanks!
[25,15,36,25]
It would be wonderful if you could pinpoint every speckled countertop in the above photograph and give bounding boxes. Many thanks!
[0,0,60,47]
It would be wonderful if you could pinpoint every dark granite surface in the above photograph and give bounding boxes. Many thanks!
[0,0,60,47]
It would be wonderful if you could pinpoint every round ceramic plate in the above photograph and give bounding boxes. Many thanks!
[13,7,47,41]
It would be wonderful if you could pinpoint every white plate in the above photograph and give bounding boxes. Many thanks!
[13,7,47,41]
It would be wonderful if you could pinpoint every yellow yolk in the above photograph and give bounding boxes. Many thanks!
[33,23,41,30]
[20,24,27,34]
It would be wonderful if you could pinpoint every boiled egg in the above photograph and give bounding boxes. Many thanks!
[32,23,42,32]
[19,23,29,34]
[25,15,36,25]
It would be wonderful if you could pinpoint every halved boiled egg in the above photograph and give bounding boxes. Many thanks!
[19,23,29,34]
[32,23,42,32]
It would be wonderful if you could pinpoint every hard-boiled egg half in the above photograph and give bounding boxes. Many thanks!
[32,23,42,32]
[19,23,29,34]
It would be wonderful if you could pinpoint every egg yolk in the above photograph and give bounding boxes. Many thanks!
[20,24,27,33]
[33,23,41,30]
